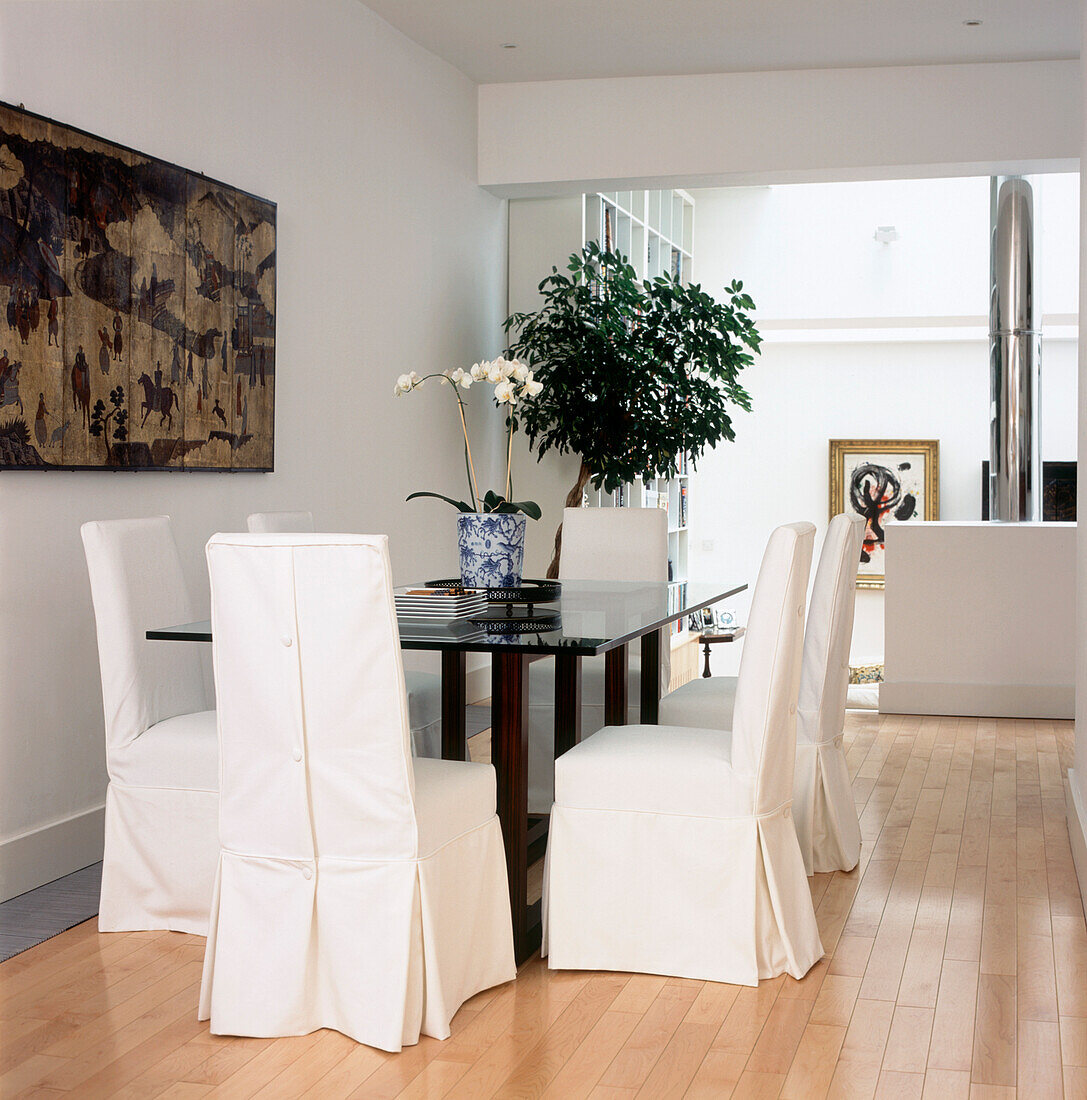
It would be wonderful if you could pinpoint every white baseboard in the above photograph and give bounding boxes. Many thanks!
[1066,773,1087,925]
[0,804,105,902]
[879,681,1074,719]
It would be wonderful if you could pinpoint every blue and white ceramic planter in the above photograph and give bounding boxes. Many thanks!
[458,513,526,589]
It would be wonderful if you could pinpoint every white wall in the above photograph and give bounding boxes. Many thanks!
[0,0,507,898]
[1071,0,1087,907]
[882,523,1075,718]
[505,197,596,578]
[479,61,1080,196]
[684,176,1079,676]
[691,176,1080,322]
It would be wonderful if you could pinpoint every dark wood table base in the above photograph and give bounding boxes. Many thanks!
[489,652,538,962]
[442,637,657,965]
[441,650,467,760]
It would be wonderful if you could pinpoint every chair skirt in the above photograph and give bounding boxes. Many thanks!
[543,804,823,985]
[198,816,515,1052]
[794,740,861,875]
[99,781,219,935]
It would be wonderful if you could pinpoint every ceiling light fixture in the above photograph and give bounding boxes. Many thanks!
[963,19,982,26]
[500,43,517,49]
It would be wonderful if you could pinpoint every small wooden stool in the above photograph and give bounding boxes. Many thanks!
[700,627,745,677]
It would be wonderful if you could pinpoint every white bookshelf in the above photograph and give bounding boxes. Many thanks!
[584,189,694,285]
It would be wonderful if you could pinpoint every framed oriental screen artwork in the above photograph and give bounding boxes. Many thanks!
[0,101,275,470]
[829,439,939,589]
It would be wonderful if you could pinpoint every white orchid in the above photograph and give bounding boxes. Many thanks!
[395,358,544,519]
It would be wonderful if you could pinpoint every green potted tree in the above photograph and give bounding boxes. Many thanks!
[504,242,761,577]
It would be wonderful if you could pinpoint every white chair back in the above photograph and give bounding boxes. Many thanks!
[559,506,668,582]
[798,514,866,748]
[559,506,671,689]
[81,516,208,755]
[730,522,815,815]
[246,511,316,533]
[206,533,419,862]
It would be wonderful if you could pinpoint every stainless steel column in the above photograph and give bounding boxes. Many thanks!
[989,175,1041,522]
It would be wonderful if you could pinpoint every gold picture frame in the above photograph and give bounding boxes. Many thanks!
[829,439,939,589]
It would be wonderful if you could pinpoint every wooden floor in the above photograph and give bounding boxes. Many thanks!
[2,712,1085,1099]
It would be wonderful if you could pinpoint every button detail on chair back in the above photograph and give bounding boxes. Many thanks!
[199,533,515,1050]
[245,509,444,758]
[81,515,218,934]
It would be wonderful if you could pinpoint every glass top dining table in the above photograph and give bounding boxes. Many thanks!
[146,579,747,655]
[147,576,747,963]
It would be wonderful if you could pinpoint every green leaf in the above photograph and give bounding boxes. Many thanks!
[478,491,542,519]
[503,499,542,520]
[405,491,476,513]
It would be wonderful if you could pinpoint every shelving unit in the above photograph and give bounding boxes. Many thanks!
[583,189,694,285]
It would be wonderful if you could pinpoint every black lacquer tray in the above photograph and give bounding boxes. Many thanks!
[468,609,562,633]
[426,578,562,613]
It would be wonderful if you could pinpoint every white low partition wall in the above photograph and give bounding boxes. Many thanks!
[882,521,1075,719]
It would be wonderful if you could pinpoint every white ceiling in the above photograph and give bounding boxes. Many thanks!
[362,0,1080,84]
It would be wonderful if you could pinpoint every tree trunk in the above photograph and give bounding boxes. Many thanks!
[546,460,592,579]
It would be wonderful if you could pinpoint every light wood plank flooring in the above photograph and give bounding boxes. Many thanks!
[2,712,1084,1098]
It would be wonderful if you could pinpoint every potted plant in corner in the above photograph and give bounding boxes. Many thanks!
[396,358,543,588]
[504,241,761,577]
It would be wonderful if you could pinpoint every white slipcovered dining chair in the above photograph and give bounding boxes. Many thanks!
[544,522,822,985]
[81,516,218,934]
[246,510,443,758]
[528,507,670,812]
[245,510,315,534]
[659,513,865,874]
[199,533,515,1051]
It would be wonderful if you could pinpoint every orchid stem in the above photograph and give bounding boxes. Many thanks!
[454,390,481,511]
[505,418,513,500]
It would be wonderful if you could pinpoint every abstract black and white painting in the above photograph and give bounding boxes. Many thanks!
[829,439,939,588]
